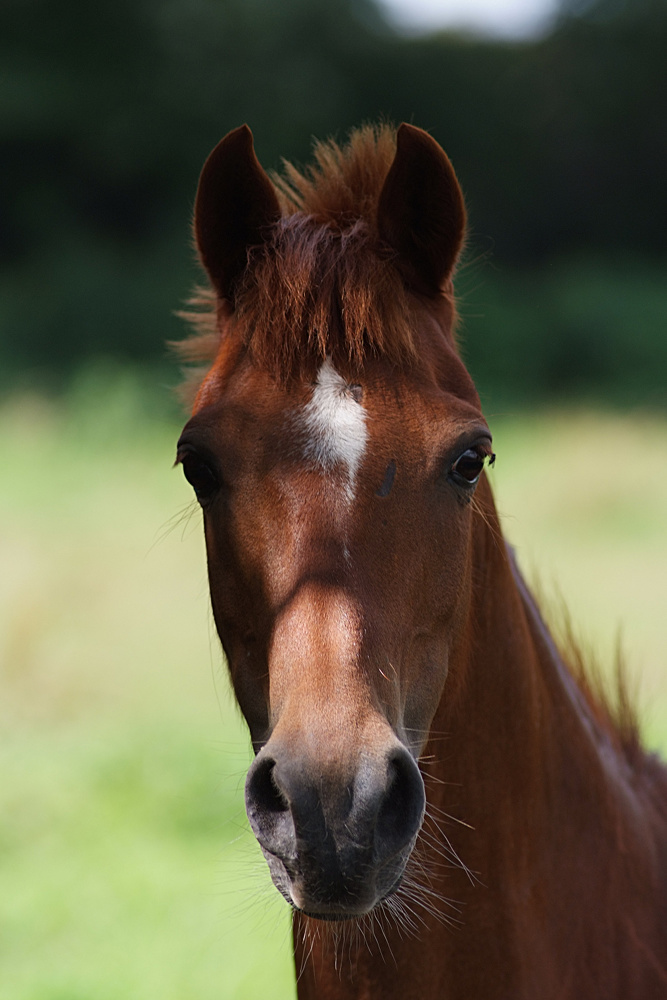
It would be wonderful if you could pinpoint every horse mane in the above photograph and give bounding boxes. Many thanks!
[177,124,457,387]
[539,588,643,768]
[566,643,643,770]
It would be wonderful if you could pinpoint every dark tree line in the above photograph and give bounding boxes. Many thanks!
[2,0,666,404]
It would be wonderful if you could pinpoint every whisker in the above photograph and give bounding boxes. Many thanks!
[470,493,504,552]
[426,803,476,830]
[148,500,200,553]
[418,830,479,885]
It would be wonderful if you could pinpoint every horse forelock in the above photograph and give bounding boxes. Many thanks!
[178,124,459,392]
[233,213,418,378]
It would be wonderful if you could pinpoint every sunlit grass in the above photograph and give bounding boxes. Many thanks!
[1,373,665,999]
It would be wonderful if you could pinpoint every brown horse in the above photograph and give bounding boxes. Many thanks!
[176,123,667,998]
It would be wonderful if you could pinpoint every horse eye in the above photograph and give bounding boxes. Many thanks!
[179,451,218,503]
[450,448,488,487]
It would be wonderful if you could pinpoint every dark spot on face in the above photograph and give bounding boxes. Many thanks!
[348,384,363,404]
[376,459,397,498]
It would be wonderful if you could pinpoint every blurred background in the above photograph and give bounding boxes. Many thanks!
[1,0,666,997]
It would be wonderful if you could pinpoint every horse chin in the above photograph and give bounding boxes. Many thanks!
[293,906,377,923]
[290,876,406,923]
[259,842,412,923]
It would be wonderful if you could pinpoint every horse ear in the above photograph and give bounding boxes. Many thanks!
[194,125,281,303]
[377,124,466,295]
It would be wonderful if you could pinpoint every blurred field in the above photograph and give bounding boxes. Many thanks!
[1,372,666,1000]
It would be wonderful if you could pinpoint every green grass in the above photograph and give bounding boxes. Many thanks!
[1,373,666,999]
[0,374,295,1000]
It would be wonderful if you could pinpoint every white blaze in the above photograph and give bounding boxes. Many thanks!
[301,358,368,494]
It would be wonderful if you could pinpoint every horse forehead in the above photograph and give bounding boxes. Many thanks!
[211,355,481,474]
[298,358,369,483]
[294,359,476,454]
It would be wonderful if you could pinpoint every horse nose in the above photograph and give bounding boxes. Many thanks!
[244,742,425,909]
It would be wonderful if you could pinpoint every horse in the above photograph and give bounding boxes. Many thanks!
[175,122,667,998]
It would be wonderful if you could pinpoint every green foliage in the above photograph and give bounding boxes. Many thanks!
[459,254,667,410]
[1,0,666,400]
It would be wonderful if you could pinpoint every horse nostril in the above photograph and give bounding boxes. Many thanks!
[245,754,296,863]
[247,756,289,814]
[375,748,425,861]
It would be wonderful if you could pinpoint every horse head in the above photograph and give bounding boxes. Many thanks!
[177,124,494,920]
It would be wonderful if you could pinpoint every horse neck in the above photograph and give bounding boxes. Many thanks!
[432,481,627,872]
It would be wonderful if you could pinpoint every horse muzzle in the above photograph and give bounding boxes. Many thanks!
[244,740,426,919]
